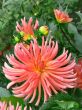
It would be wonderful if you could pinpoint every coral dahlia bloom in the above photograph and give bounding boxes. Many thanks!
[54,9,73,23]
[74,58,82,89]
[3,38,76,106]
[16,17,39,41]
[0,101,27,110]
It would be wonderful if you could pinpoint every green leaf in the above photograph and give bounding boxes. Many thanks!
[56,100,79,110]
[68,23,78,35]
[39,93,76,110]
[76,11,82,23]
[74,33,82,53]
[0,87,11,97]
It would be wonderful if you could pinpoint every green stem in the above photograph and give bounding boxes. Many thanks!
[72,88,77,96]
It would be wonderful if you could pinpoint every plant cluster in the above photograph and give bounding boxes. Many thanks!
[0,0,82,110]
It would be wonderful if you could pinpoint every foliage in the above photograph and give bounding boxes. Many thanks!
[0,0,82,110]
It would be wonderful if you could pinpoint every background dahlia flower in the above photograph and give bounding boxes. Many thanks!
[3,37,76,106]
[54,9,73,23]
[0,101,27,110]
[16,17,39,41]
[74,58,82,89]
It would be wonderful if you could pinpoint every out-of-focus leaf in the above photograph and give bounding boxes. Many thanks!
[0,87,11,97]
[74,33,82,53]
[76,11,82,23]
[68,23,78,34]
[56,100,79,109]
[49,22,57,32]
[39,92,76,110]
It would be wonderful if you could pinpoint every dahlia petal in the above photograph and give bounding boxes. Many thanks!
[16,22,22,31]
[6,54,26,68]
[24,91,33,100]
[24,79,39,94]
[41,78,51,97]
[3,67,26,76]
[56,60,75,71]
[50,84,58,94]
[31,39,40,59]
[28,17,33,25]
[29,107,32,110]
[0,101,26,110]
[47,69,73,75]
[24,106,27,110]
[34,19,39,30]
[16,17,36,39]
[35,82,41,106]
[41,79,48,102]
[5,74,17,80]
[4,62,25,73]
[48,72,76,83]
[16,26,20,32]
[14,94,25,97]
[12,79,31,91]
[48,41,58,60]
[48,74,75,89]
[29,89,36,103]
[21,17,27,28]
[7,81,16,89]
[14,43,34,65]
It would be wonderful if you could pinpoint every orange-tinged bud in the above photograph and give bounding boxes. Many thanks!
[54,9,73,23]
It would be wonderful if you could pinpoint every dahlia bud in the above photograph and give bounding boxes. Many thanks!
[54,9,73,23]
[39,26,49,35]
[19,31,24,36]
[14,36,20,42]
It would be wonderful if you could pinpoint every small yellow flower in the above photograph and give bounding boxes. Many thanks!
[16,17,39,41]
[23,33,33,41]
[19,31,33,41]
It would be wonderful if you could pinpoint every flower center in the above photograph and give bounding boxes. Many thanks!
[23,33,33,41]
[34,61,46,74]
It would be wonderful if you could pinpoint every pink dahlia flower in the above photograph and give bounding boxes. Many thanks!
[54,9,73,23]
[16,17,39,41]
[74,58,82,89]
[0,101,27,110]
[3,38,76,106]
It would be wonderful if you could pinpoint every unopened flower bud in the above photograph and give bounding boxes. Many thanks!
[14,36,20,42]
[19,31,24,36]
[54,9,73,23]
[39,26,49,35]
